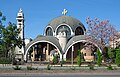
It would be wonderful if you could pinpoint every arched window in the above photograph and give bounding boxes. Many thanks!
[56,25,71,37]
[75,27,84,35]
[46,27,53,36]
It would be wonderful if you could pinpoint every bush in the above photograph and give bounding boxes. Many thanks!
[77,50,81,67]
[97,49,102,66]
[0,57,11,64]
[108,48,116,63]
[88,64,94,70]
[53,56,58,64]
[71,66,76,70]
[47,64,51,70]
[13,65,21,70]
[116,49,120,66]
[27,66,33,70]
[107,65,113,70]
[27,66,38,70]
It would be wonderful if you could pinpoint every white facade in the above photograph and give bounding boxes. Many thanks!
[57,30,67,52]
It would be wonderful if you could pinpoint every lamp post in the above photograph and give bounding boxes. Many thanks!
[71,43,74,66]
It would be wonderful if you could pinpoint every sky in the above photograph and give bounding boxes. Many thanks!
[0,0,120,39]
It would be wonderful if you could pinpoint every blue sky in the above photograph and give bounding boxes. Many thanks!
[0,0,120,39]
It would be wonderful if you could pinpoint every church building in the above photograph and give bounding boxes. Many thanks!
[15,8,102,63]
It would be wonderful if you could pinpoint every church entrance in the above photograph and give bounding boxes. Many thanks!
[66,42,97,63]
[27,42,59,62]
[66,42,84,62]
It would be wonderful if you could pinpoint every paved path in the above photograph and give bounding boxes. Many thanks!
[0,73,120,77]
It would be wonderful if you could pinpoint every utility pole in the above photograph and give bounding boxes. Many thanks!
[71,45,74,66]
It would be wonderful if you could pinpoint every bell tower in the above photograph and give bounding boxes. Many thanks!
[16,8,25,54]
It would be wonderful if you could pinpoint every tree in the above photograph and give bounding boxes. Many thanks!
[116,48,120,66]
[0,11,6,40]
[108,48,116,63]
[2,22,22,58]
[0,11,22,59]
[77,50,81,67]
[86,17,116,61]
[0,11,6,57]
[53,55,58,64]
[97,49,102,66]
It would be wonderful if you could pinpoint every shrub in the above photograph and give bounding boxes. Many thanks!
[53,56,58,64]
[71,66,76,70]
[107,65,113,70]
[27,66,33,70]
[47,64,51,70]
[0,57,11,64]
[108,48,116,63]
[97,49,102,66]
[77,50,81,67]
[88,64,94,70]
[13,65,21,70]
[27,66,38,70]
[116,49,120,66]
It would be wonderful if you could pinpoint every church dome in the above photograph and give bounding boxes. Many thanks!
[45,16,85,32]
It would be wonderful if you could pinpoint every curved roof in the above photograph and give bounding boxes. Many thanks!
[46,16,86,32]
[25,36,62,54]
[64,35,102,55]
[64,35,85,52]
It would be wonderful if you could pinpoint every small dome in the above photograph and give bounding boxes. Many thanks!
[46,16,85,32]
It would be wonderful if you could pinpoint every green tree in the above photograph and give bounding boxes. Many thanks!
[0,11,22,60]
[108,48,116,63]
[97,49,102,66]
[77,50,81,67]
[116,48,120,66]
[0,11,6,57]
[2,22,22,58]
[53,56,58,64]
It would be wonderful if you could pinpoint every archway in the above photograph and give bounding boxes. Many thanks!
[64,40,102,61]
[24,41,62,62]
[66,42,84,61]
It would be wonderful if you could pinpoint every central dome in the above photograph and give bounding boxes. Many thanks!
[46,16,85,32]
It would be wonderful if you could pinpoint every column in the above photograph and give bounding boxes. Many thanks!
[32,46,35,62]
[46,43,49,61]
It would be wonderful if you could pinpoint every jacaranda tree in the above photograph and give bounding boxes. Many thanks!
[86,17,117,62]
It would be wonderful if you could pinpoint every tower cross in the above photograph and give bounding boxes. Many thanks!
[62,9,68,15]
[19,8,23,12]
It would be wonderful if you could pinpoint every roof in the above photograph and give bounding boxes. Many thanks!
[25,36,62,53]
[64,35,85,52]
[46,16,86,32]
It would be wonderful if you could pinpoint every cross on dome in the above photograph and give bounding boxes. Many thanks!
[62,9,68,15]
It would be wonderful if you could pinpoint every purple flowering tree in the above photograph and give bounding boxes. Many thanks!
[85,17,117,61]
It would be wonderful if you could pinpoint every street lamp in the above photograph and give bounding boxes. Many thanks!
[71,41,74,66]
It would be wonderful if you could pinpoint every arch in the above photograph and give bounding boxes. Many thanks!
[24,40,62,61]
[44,26,54,36]
[64,40,102,58]
[75,26,84,35]
[55,24,73,36]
